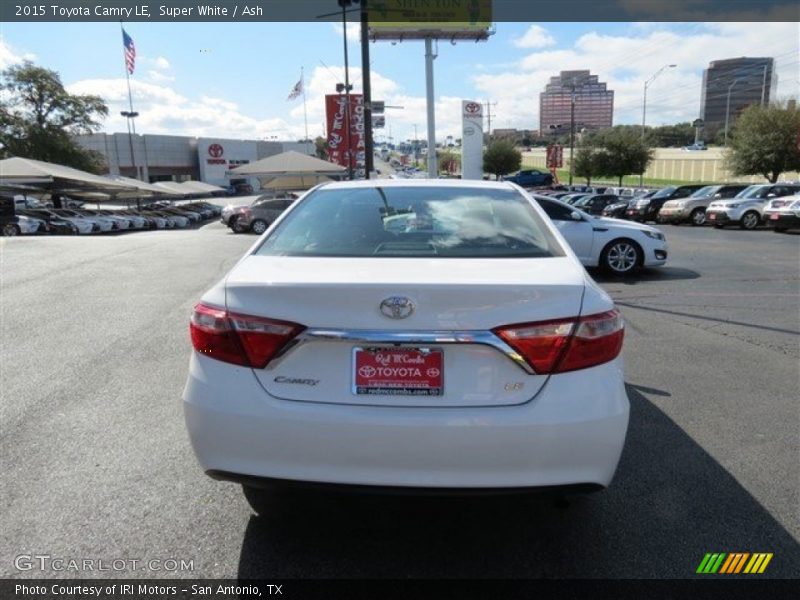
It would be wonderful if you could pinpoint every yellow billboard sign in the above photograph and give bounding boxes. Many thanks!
[368,0,492,40]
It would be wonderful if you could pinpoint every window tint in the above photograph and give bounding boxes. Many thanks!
[535,197,575,221]
[255,186,564,259]
[652,186,677,199]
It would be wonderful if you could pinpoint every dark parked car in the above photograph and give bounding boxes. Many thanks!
[626,184,707,222]
[502,169,554,187]
[231,197,295,234]
[603,191,657,219]
[572,193,620,216]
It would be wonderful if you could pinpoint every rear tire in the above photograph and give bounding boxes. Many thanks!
[231,216,248,234]
[740,211,760,230]
[601,239,642,276]
[250,219,268,235]
[690,208,706,226]
[2,223,21,237]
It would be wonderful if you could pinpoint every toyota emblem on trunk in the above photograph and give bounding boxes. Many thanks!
[380,296,414,319]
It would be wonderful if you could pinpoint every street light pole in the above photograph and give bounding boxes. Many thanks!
[724,79,740,146]
[568,89,576,185]
[340,1,353,180]
[120,110,139,180]
[640,64,676,186]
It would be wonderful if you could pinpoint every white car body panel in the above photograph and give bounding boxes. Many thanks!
[184,180,630,489]
[16,215,44,234]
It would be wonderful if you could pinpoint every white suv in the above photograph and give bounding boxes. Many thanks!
[706,184,800,230]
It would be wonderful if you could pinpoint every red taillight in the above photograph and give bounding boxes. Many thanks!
[190,303,304,368]
[494,310,624,374]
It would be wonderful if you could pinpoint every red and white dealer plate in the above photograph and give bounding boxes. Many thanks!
[353,347,443,396]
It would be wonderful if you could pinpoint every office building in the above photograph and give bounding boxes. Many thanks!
[700,57,776,139]
[540,70,614,134]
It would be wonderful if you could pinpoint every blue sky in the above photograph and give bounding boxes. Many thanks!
[1,21,797,142]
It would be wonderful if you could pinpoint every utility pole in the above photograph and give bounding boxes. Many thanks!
[483,100,497,137]
[360,0,374,178]
[424,38,437,177]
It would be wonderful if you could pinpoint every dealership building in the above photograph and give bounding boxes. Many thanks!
[74,133,313,190]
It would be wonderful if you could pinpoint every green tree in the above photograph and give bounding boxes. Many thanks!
[592,128,654,185]
[725,101,800,183]
[573,142,600,184]
[482,140,521,180]
[314,136,328,160]
[438,151,460,175]
[0,62,107,172]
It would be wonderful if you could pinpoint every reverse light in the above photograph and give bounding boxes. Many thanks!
[495,310,624,374]
[190,303,304,368]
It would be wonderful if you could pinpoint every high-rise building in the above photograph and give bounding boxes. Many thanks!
[539,70,614,134]
[700,57,776,139]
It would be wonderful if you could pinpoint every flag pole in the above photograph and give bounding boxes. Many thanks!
[302,66,310,154]
[120,21,139,180]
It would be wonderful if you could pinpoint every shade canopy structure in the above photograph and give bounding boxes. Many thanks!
[259,174,333,191]
[0,157,137,196]
[228,151,345,178]
[106,175,171,198]
[178,181,227,195]
[152,181,195,197]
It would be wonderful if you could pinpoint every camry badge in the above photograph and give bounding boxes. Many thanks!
[380,296,414,319]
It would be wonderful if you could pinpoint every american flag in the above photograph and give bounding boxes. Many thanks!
[287,78,303,101]
[122,29,136,75]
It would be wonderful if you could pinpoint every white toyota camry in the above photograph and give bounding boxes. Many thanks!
[183,180,629,511]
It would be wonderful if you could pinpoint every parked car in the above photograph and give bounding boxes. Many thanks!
[683,141,707,151]
[560,193,588,205]
[32,208,96,234]
[705,183,800,230]
[602,198,636,219]
[52,209,111,233]
[626,184,708,222]
[17,209,79,235]
[535,195,667,275]
[763,194,800,232]
[184,180,629,511]
[501,169,554,187]
[140,210,188,228]
[657,184,748,226]
[231,197,296,234]
[572,194,620,216]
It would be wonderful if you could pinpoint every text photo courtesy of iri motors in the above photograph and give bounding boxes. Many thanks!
[1,1,798,599]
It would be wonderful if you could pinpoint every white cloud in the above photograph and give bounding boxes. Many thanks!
[0,39,37,69]
[473,22,799,132]
[147,70,175,83]
[154,56,170,70]
[66,78,299,139]
[512,25,556,49]
[331,22,362,44]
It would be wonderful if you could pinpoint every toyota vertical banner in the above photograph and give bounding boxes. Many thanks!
[461,100,483,180]
[326,94,366,179]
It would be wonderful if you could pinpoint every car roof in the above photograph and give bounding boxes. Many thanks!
[317,179,517,192]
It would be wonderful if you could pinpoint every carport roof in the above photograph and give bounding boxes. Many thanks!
[0,157,137,195]
[229,151,345,177]
[107,175,171,197]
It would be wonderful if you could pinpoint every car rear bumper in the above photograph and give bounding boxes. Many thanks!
[764,213,800,228]
[705,210,733,225]
[183,353,630,489]
[657,209,687,222]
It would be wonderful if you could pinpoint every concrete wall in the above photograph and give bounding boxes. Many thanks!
[521,147,799,184]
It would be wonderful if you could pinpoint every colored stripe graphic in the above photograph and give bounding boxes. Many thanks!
[698,552,773,574]
[697,553,727,573]
[744,553,773,574]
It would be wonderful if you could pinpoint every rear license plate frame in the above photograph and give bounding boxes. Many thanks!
[352,346,443,396]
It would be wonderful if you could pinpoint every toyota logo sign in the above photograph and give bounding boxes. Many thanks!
[208,144,224,158]
[464,102,482,115]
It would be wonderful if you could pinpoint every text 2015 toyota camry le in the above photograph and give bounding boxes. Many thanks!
[183,180,629,511]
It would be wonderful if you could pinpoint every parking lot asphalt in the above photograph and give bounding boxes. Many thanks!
[1,218,798,579]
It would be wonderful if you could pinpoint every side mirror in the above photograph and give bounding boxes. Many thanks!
[570,211,583,221]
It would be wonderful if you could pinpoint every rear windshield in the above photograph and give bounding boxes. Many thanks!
[690,185,720,198]
[254,186,564,258]
[651,186,677,199]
